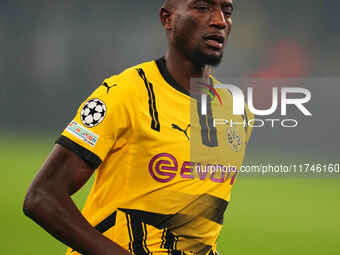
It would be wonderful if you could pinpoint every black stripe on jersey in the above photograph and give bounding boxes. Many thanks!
[125,212,150,255]
[137,68,160,132]
[172,249,182,255]
[161,228,167,249]
[95,211,117,233]
[164,228,175,251]
[241,110,249,135]
[196,97,218,147]
[142,222,151,254]
[56,135,101,170]
[125,214,134,254]
[163,230,183,255]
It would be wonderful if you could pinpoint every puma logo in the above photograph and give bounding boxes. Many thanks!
[102,82,117,94]
[172,123,191,140]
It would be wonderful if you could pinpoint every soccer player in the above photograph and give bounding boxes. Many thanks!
[23,1,252,255]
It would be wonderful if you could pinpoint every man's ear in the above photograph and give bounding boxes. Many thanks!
[160,7,173,31]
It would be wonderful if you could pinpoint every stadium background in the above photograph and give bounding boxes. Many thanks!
[1,1,339,254]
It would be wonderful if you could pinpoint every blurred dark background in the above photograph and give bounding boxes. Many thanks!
[1,0,339,158]
[1,2,339,255]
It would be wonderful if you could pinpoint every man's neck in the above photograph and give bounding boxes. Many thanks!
[164,50,211,91]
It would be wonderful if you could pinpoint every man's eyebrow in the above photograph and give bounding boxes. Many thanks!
[222,2,234,11]
[192,0,214,5]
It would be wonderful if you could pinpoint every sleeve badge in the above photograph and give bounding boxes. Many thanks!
[80,99,107,128]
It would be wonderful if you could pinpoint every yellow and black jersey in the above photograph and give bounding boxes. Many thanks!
[57,57,253,255]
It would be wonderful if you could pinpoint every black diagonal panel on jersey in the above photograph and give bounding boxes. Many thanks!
[120,194,228,254]
[137,68,160,132]
[119,195,228,226]
[119,194,228,228]
[94,211,117,233]
[120,208,173,229]
[121,204,221,255]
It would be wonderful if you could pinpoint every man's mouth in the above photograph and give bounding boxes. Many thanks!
[203,34,225,49]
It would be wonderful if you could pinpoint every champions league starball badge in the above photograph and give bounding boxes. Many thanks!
[80,98,106,128]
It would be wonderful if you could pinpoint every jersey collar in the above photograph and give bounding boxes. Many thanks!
[155,57,191,97]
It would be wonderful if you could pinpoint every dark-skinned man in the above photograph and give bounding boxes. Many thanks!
[23,1,253,255]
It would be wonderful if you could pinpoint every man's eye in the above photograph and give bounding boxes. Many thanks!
[196,6,209,12]
[223,9,233,17]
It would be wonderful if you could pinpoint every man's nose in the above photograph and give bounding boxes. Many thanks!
[209,9,227,29]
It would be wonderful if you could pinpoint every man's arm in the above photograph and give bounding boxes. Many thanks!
[23,144,131,255]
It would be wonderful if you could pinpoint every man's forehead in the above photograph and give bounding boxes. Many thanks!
[165,0,233,9]
[189,0,233,6]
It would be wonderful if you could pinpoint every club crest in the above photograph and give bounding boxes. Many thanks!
[226,126,242,152]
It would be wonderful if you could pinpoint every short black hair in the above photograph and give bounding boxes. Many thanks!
[162,0,179,9]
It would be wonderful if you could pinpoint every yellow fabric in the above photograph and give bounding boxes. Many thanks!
[62,60,253,255]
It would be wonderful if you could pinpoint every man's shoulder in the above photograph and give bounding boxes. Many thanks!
[103,60,157,89]
[93,59,159,108]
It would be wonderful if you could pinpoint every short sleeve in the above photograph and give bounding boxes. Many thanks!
[56,77,131,169]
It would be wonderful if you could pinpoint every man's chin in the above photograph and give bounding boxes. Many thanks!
[192,50,223,67]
